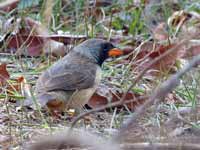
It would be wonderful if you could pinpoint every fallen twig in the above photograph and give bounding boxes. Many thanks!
[120,142,200,150]
[117,54,200,138]
[27,129,121,150]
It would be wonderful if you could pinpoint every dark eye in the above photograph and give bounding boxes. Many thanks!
[102,43,114,52]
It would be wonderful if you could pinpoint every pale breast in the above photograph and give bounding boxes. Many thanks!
[67,66,102,109]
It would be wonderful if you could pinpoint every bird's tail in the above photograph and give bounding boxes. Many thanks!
[16,93,56,109]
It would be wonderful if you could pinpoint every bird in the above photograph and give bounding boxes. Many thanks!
[24,38,123,114]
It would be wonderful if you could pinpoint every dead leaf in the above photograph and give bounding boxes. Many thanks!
[149,44,175,58]
[183,44,200,58]
[131,42,186,76]
[0,0,19,12]
[88,93,108,108]
[88,84,145,110]
[2,17,87,56]
[6,34,87,57]
[93,0,112,7]
[7,34,44,56]
[0,63,10,86]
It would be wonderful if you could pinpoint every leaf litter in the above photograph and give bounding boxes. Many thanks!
[0,0,200,149]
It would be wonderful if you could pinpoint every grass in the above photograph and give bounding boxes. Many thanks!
[0,0,200,149]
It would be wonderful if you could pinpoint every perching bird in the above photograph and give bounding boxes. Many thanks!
[24,38,123,113]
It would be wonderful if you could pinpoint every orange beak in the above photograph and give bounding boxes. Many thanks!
[108,48,123,57]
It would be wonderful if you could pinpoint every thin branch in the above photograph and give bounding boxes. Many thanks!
[120,142,200,150]
[117,54,200,138]
[27,129,121,150]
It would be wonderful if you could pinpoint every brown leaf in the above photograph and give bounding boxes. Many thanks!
[148,43,185,72]
[149,44,175,58]
[93,0,112,7]
[88,93,108,108]
[183,45,200,58]
[6,34,86,57]
[2,17,87,56]
[0,0,19,12]
[131,42,186,76]
[0,64,10,85]
[88,84,145,110]
[7,34,44,56]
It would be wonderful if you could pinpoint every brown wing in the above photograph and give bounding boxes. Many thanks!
[36,61,98,92]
